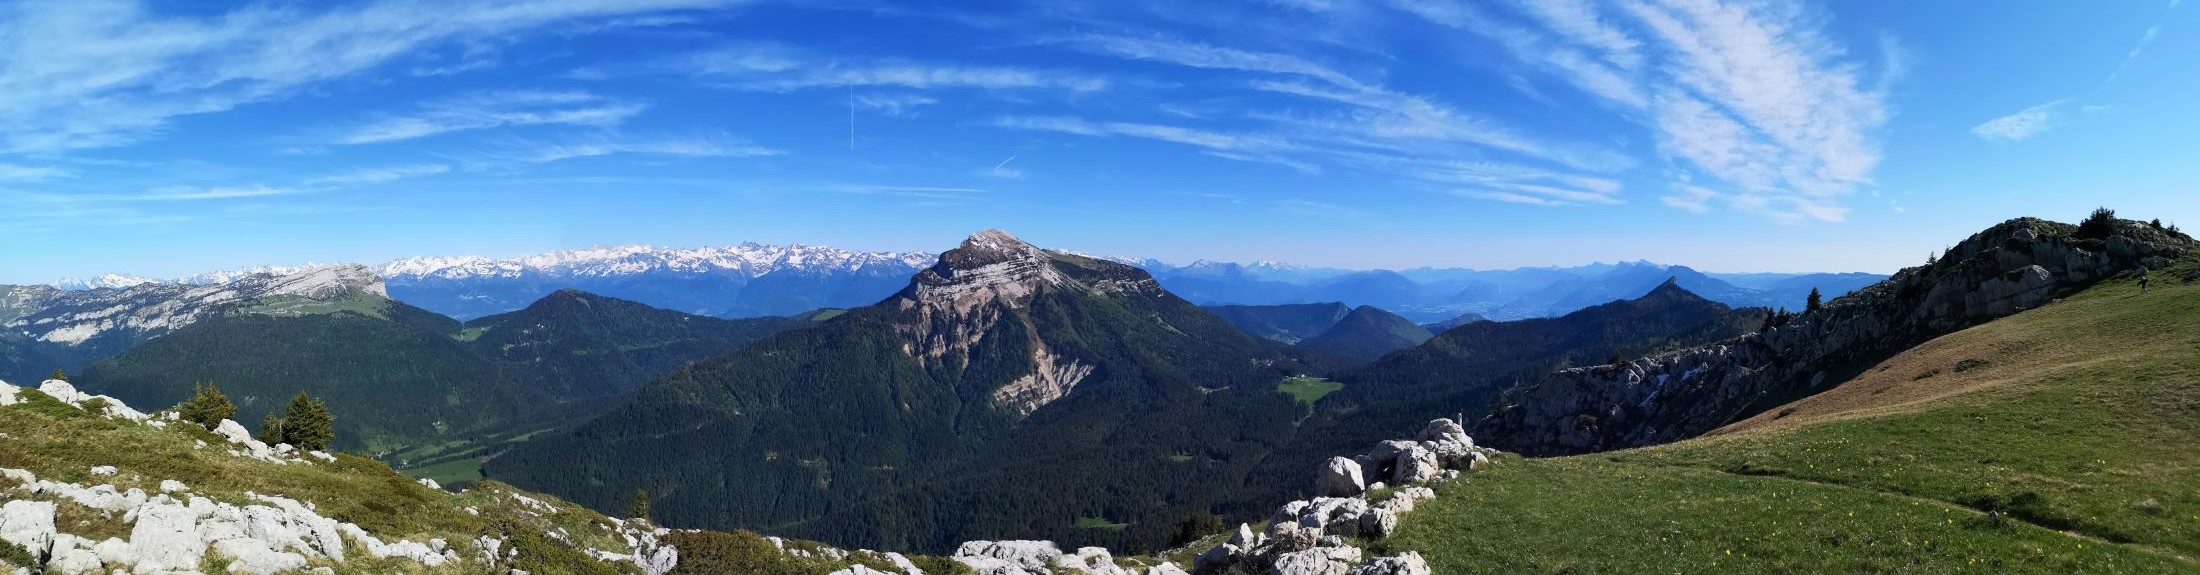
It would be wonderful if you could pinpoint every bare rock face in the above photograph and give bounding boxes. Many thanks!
[888,230,1170,419]
[1481,217,2194,455]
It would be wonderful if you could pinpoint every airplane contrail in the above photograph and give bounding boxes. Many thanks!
[993,156,1016,170]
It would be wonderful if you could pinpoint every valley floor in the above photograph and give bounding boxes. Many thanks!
[1378,265,2200,573]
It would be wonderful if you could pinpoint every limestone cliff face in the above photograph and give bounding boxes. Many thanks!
[1481,217,2193,455]
[887,229,1166,418]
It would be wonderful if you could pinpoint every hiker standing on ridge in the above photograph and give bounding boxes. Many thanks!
[2139,266,2151,294]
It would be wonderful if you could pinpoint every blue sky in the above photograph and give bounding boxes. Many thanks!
[2,0,2195,284]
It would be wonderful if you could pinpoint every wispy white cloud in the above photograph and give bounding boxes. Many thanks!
[1660,184,1718,213]
[1455,190,1564,206]
[305,163,451,186]
[1386,0,1647,109]
[853,92,940,117]
[814,184,989,204]
[1971,100,2069,143]
[992,115,1320,173]
[334,91,644,145]
[1273,199,1367,217]
[132,185,296,201]
[0,163,71,181]
[478,133,783,165]
[672,44,1109,92]
[0,0,738,153]
[1383,0,1891,222]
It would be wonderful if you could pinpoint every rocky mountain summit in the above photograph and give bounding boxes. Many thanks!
[891,230,1168,417]
[1481,216,2195,455]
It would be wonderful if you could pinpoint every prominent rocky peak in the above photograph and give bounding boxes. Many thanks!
[929,229,1056,278]
[888,229,1171,419]
[903,229,1067,313]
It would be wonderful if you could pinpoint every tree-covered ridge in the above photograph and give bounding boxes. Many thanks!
[72,289,809,455]
[1295,305,1434,365]
[1203,302,1354,343]
[462,288,810,400]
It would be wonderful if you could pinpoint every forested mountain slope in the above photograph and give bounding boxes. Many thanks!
[490,230,1323,553]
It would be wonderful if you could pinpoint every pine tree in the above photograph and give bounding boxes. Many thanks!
[48,368,66,381]
[1806,288,1824,314]
[2077,207,2118,240]
[279,393,334,451]
[258,414,286,445]
[629,489,651,523]
[176,383,236,431]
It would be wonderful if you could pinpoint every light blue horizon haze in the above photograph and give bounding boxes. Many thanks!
[1,0,2195,284]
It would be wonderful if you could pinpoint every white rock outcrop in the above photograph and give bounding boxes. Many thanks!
[1344,552,1430,575]
[954,540,1062,575]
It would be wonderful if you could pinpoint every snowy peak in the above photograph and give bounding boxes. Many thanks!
[376,243,935,281]
[6,265,388,348]
[51,273,160,291]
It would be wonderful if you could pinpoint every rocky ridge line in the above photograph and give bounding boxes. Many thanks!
[1480,217,2194,455]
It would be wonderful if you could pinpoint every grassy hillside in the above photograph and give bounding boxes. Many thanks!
[0,386,967,575]
[1372,263,2199,572]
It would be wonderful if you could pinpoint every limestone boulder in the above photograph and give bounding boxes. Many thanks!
[1392,445,1441,484]
[0,500,56,564]
[1316,457,1365,497]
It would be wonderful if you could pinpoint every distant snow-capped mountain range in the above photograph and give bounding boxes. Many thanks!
[43,241,1886,323]
[57,244,936,287]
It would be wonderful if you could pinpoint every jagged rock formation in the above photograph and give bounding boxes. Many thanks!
[1481,217,2194,455]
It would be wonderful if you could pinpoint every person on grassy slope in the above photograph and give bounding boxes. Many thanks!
[2138,266,2150,294]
